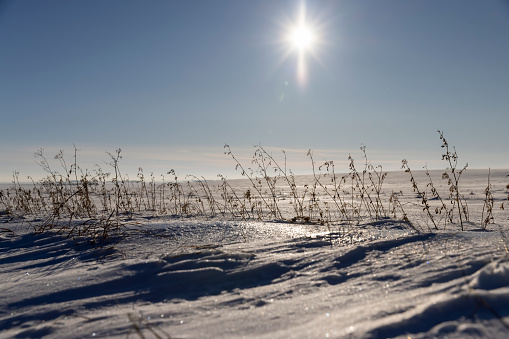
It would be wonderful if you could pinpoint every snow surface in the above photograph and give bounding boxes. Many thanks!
[1,170,509,338]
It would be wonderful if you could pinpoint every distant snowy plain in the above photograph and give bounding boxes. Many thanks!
[1,170,509,338]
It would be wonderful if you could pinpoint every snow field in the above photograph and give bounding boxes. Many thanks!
[1,169,509,338]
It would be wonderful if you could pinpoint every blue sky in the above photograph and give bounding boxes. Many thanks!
[1,0,508,182]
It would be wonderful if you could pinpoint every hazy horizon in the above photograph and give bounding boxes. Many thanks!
[1,143,507,185]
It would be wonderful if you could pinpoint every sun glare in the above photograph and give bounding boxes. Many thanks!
[279,2,324,87]
[290,25,315,51]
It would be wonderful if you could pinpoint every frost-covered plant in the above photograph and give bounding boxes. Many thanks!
[423,164,449,228]
[224,145,282,220]
[344,146,387,221]
[401,131,470,231]
[401,159,438,231]
[481,169,494,230]
[505,177,509,210]
[438,130,469,230]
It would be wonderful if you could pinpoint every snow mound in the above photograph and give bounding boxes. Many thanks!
[470,255,509,291]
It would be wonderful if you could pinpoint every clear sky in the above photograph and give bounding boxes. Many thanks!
[1,0,508,182]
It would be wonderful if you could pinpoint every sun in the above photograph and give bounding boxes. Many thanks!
[290,25,315,51]
[278,2,324,87]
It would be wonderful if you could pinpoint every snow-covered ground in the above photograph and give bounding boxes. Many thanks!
[1,170,509,338]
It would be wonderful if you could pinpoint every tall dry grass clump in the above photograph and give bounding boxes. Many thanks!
[401,130,477,231]
[0,131,504,245]
[224,143,391,228]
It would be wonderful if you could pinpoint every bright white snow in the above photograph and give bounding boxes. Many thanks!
[1,170,509,338]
